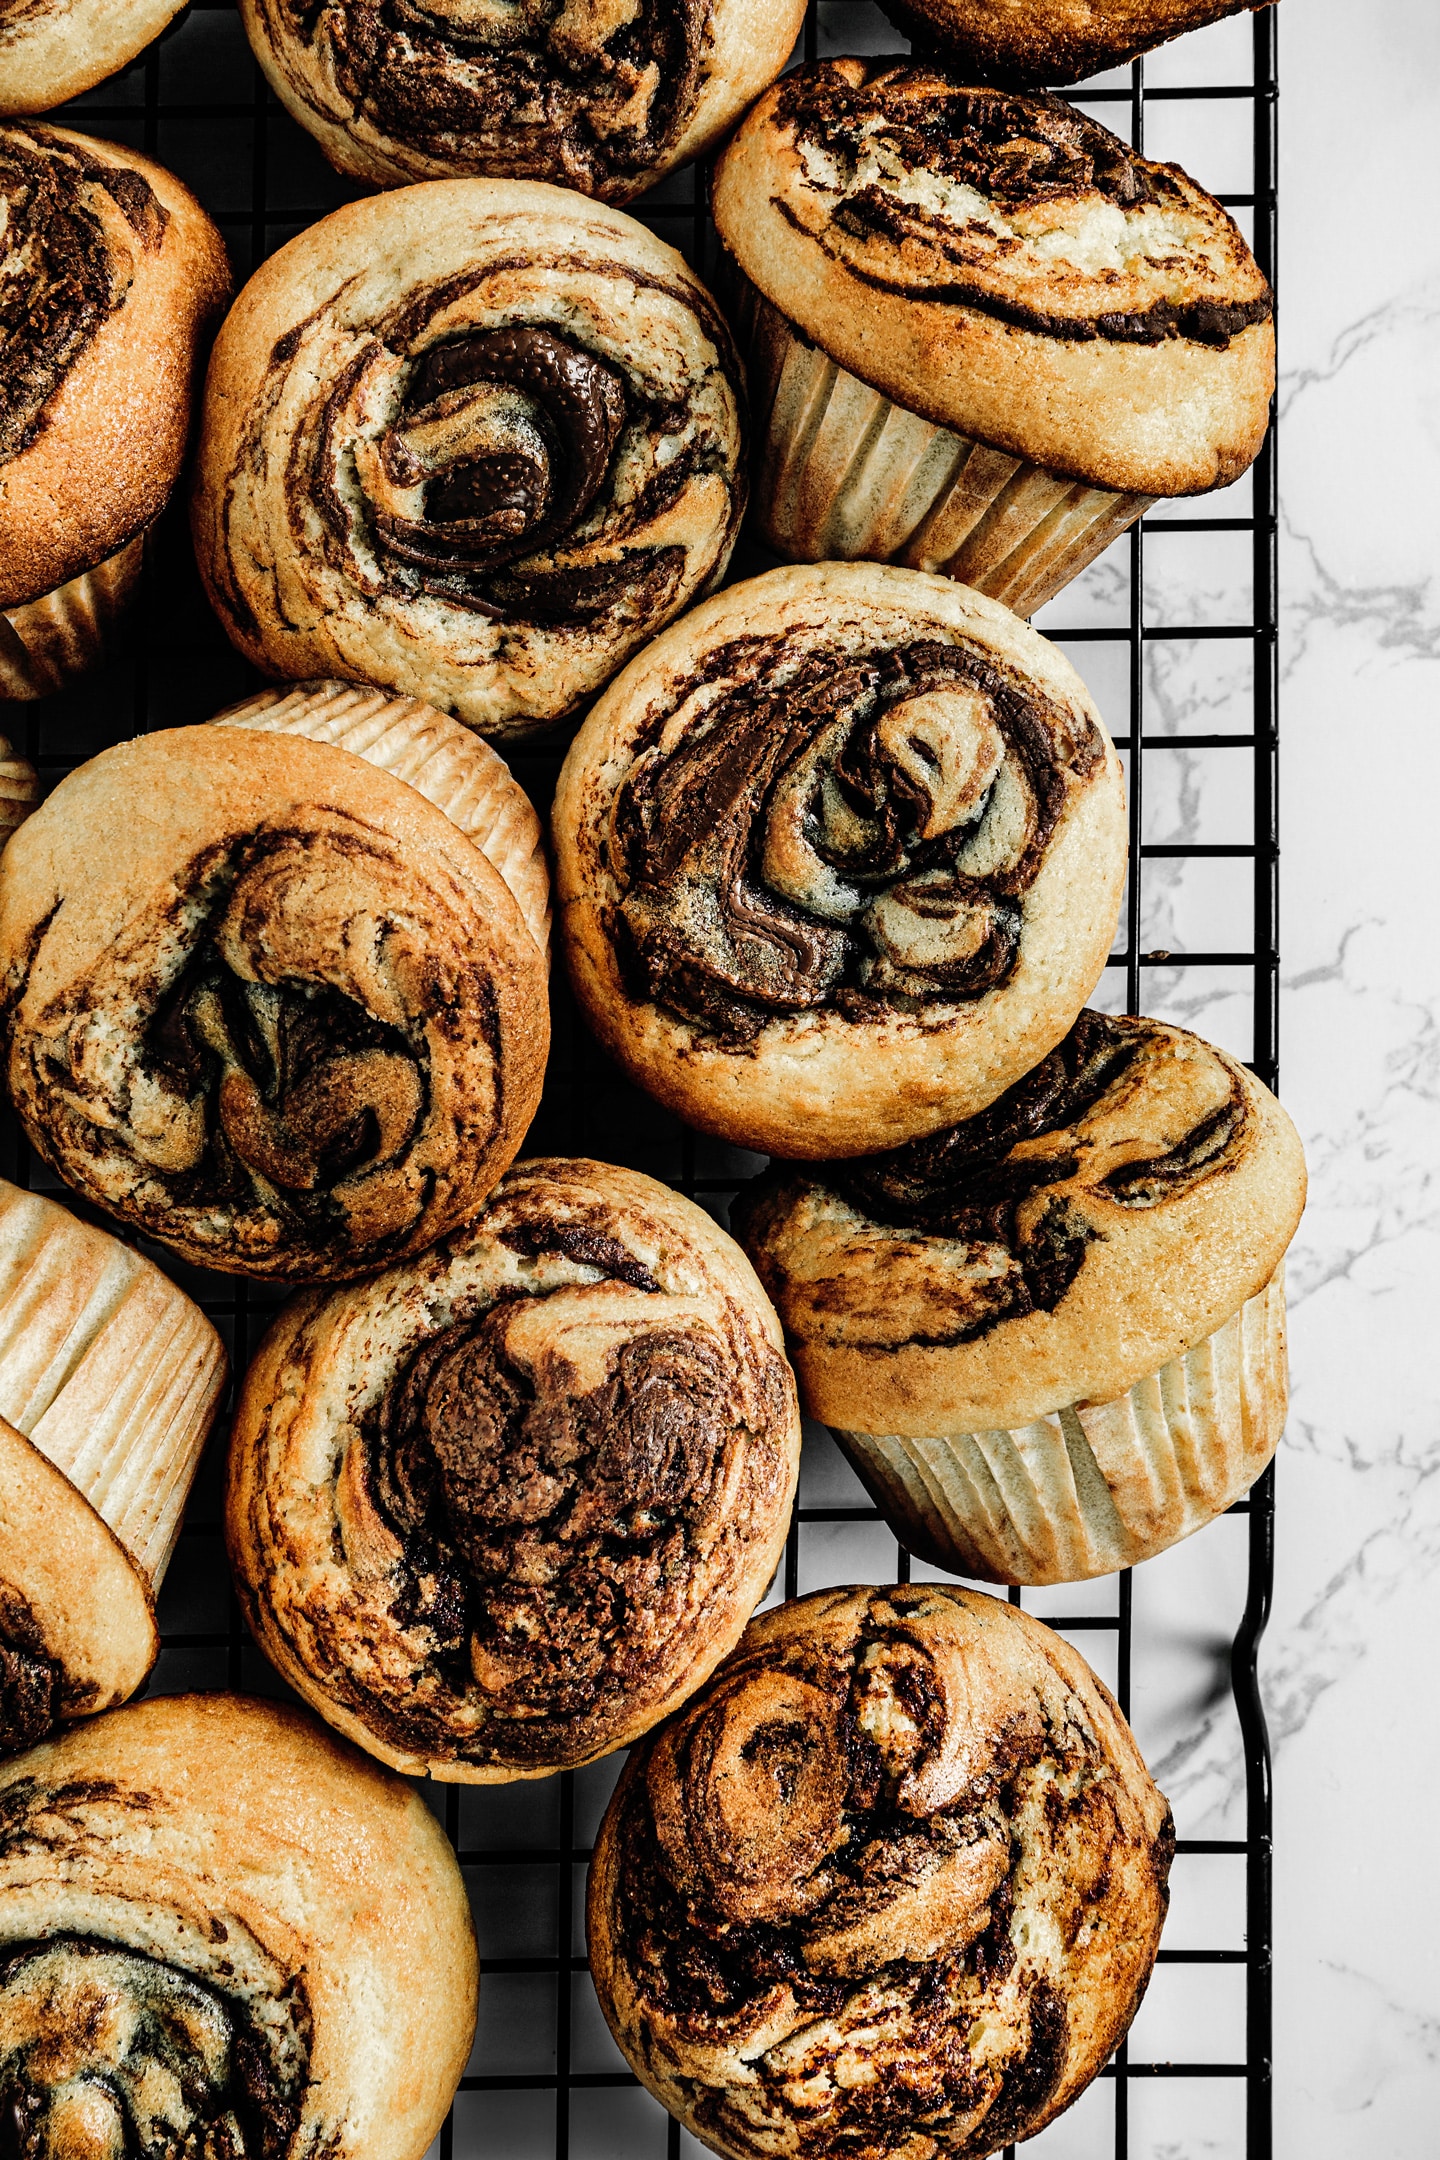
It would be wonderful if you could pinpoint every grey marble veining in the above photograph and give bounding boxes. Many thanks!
[1274,1,1440,2151]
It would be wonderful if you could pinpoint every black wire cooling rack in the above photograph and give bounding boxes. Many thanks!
[11,7,1281,2153]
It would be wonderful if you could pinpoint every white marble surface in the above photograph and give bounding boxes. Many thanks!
[1274,0,1440,2149]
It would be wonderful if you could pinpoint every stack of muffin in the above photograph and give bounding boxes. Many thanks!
[0,1,1294,2155]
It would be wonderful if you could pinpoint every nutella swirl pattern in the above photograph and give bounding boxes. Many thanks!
[590,1585,1172,2160]
[0,1936,307,2160]
[824,1008,1251,1340]
[0,729,547,1282]
[0,124,167,467]
[194,186,746,740]
[243,0,706,199]
[555,563,1128,1157]
[767,62,1272,347]
[612,632,1104,1044]
[0,1697,477,2160]
[226,1161,801,1778]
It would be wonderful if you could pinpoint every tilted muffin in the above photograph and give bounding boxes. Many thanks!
[590,1583,1173,2159]
[735,1011,1307,1584]
[0,1178,225,1753]
[0,124,230,698]
[712,62,1274,616]
[0,725,548,1282]
[0,0,185,114]
[227,1159,800,1780]
[239,0,807,202]
[554,562,1127,1159]
[212,677,552,957]
[194,179,746,742]
[889,0,1277,90]
[0,1693,476,2160]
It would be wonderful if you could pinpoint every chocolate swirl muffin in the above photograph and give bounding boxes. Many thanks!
[735,1011,1307,1583]
[555,561,1127,1158]
[0,1693,476,2160]
[227,1159,800,1780]
[239,0,807,202]
[712,62,1274,615]
[0,0,185,114]
[0,726,548,1282]
[892,0,1277,91]
[0,125,229,698]
[193,180,746,742]
[590,1583,1172,2158]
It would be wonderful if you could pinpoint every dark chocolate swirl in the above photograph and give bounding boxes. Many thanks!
[736,1010,1253,1350]
[592,1584,1172,2158]
[227,1159,801,1778]
[0,125,167,467]
[197,212,747,737]
[0,1647,55,1761]
[767,62,1273,348]
[611,632,1103,1043]
[357,324,631,618]
[1,735,545,1282]
[266,0,707,199]
[0,1937,307,2160]
[351,1262,792,1767]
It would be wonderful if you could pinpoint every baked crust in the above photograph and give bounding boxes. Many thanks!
[554,561,1127,1159]
[891,0,1274,90]
[0,1692,477,2160]
[0,726,549,1281]
[0,0,184,113]
[0,1416,157,1752]
[734,1009,1307,1431]
[712,60,1274,496]
[240,0,806,202]
[589,1582,1172,2158]
[192,179,746,741]
[213,678,552,957]
[0,124,230,609]
[227,1157,800,1781]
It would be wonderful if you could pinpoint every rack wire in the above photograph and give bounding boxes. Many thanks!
[13,7,1281,2153]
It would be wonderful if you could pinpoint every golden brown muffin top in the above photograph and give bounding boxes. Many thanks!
[736,1010,1307,1430]
[590,1583,1172,2159]
[227,1159,801,1780]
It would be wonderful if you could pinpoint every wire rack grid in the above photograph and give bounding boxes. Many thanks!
[12,7,1280,2156]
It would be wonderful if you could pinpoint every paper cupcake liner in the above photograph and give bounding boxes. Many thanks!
[833,1270,1287,1585]
[0,1184,227,1586]
[214,679,551,957]
[0,530,147,702]
[737,279,1155,619]
[0,736,39,851]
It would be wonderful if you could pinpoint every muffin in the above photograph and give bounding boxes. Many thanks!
[193,179,747,742]
[226,1159,801,1781]
[590,1583,1173,2158]
[0,124,230,697]
[0,1177,226,1752]
[554,561,1127,1159]
[212,677,552,957]
[0,724,549,1282]
[890,0,1277,89]
[0,0,185,114]
[735,1010,1307,1584]
[239,0,807,202]
[712,62,1274,616]
[0,1693,477,2160]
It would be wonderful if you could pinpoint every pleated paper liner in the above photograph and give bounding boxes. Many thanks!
[833,1268,1287,1585]
[0,530,147,702]
[0,1182,227,1589]
[736,277,1156,619]
[214,680,552,958]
